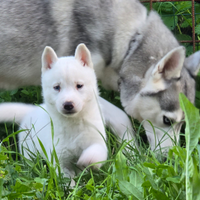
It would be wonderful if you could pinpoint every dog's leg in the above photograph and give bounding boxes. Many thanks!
[99,97,136,144]
[62,168,76,186]
[58,161,76,187]
[77,143,107,169]
[100,67,119,91]
[92,53,119,91]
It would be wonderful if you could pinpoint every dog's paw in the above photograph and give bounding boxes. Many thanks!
[70,179,76,187]
[77,143,107,169]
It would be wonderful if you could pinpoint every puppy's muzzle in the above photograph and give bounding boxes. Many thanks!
[63,102,75,114]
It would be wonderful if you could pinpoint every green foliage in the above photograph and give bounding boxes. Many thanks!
[0,132,70,200]
[148,2,200,56]
[179,93,200,200]
[0,86,42,104]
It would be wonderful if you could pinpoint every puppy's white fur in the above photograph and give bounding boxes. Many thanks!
[0,44,136,184]
[8,44,108,184]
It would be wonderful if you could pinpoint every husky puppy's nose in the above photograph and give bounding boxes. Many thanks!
[63,102,74,111]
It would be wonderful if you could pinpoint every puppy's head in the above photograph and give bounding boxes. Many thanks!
[41,43,98,117]
[119,46,200,151]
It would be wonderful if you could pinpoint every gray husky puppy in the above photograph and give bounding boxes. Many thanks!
[0,0,199,150]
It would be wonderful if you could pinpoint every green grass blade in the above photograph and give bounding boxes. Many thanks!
[0,178,3,199]
[114,150,129,181]
[37,137,49,160]
[119,180,143,199]
[179,93,200,156]
[179,93,200,200]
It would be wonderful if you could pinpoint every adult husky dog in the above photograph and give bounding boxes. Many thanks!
[0,43,134,185]
[0,0,200,150]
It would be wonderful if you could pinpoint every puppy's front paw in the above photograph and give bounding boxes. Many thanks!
[77,143,107,169]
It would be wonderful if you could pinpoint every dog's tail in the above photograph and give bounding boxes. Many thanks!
[0,103,36,124]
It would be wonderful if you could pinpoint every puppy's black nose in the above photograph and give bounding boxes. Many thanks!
[63,102,74,111]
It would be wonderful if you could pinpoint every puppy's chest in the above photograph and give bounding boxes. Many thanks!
[53,121,92,154]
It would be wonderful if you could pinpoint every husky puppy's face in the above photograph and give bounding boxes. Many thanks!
[41,44,98,117]
[119,46,200,151]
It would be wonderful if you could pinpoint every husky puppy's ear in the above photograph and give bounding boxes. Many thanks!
[141,46,185,94]
[152,46,185,81]
[75,43,93,69]
[184,50,200,76]
[42,46,58,73]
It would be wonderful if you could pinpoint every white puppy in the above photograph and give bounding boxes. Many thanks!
[0,43,136,185]
[0,44,108,184]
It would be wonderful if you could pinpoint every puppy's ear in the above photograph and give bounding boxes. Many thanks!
[141,46,185,94]
[75,43,93,68]
[184,50,200,76]
[42,46,58,73]
[152,46,185,81]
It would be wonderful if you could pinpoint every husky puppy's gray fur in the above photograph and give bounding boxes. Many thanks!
[119,12,200,151]
[0,0,200,150]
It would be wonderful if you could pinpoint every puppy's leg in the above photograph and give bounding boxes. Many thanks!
[92,53,119,91]
[99,97,136,144]
[77,143,107,169]
[60,164,76,187]
[100,67,119,91]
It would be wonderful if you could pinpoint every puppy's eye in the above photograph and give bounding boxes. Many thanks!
[77,84,83,89]
[54,85,61,91]
[163,116,174,126]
